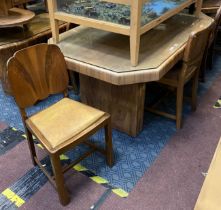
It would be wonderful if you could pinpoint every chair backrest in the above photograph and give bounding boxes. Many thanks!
[210,6,221,44]
[7,43,69,109]
[183,22,213,68]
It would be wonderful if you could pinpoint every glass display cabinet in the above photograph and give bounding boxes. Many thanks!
[47,0,202,66]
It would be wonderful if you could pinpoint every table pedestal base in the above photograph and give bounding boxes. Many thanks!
[80,74,146,136]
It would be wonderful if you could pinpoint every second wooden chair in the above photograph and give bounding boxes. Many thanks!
[147,23,213,129]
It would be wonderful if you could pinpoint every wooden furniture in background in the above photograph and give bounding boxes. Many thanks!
[0,0,12,16]
[80,76,146,136]
[146,23,212,128]
[7,43,113,206]
[47,0,202,66]
[0,0,35,27]
[194,137,221,210]
[12,0,33,7]
[0,7,35,27]
[48,13,213,136]
[0,0,32,12]
[0,13,67,94]
[202,0,221,14]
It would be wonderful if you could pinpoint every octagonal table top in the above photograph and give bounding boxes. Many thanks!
[49,13,213,85]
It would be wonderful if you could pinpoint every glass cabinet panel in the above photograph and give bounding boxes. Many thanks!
[56,0,188,26]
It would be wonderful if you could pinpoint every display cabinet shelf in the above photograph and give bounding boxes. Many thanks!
[48,0,202,66]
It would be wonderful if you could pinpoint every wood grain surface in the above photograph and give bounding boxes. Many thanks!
[80,74,146,136]
[48,13,213,85]
[7,43,113,205]
[202,0,221,13]
[7,43,69,108]
[0,0,12,16]
[0,13,67,93]
[0,7,35,27]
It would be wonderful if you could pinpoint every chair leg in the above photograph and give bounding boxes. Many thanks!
[26,129,37,166]
[50,154,70,206]
[199,47,208,83]
[191,72,199,112]
[176,84,184,129]
[68,70,79,95]
[207,43,214,70]
[105,119,114,167]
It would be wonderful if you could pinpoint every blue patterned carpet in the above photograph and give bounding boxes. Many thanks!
[1,54,221,192]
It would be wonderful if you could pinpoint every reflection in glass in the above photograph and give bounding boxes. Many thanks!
[56,0,187,26]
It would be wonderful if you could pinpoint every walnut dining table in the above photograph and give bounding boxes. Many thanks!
[49,13,213,137]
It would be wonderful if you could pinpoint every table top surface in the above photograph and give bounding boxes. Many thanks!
[49,13,213,85]
[0,7,35,28]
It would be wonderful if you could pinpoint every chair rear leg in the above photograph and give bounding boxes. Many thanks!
[50,154,70,206]
[105,119,114,167]
[26,129,37,166]
[207,43,214,70]
[191,72,199,111]
[199,48,208,82]
[176,85,184,129]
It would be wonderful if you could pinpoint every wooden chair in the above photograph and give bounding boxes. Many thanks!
[146,23,212,129]
[7,43,113,206]
[202,0,221,14]
[200,6,221,81]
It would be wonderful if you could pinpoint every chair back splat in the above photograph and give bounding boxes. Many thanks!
[146,21,213,129]
[183,25,212,69]
[7,43,69,109]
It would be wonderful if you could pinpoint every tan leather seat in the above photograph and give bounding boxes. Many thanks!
[26,98,105,151]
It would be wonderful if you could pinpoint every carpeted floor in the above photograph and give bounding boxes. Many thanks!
[0,49,221,209]
[1,54,221,195]
[100,61,221,210]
